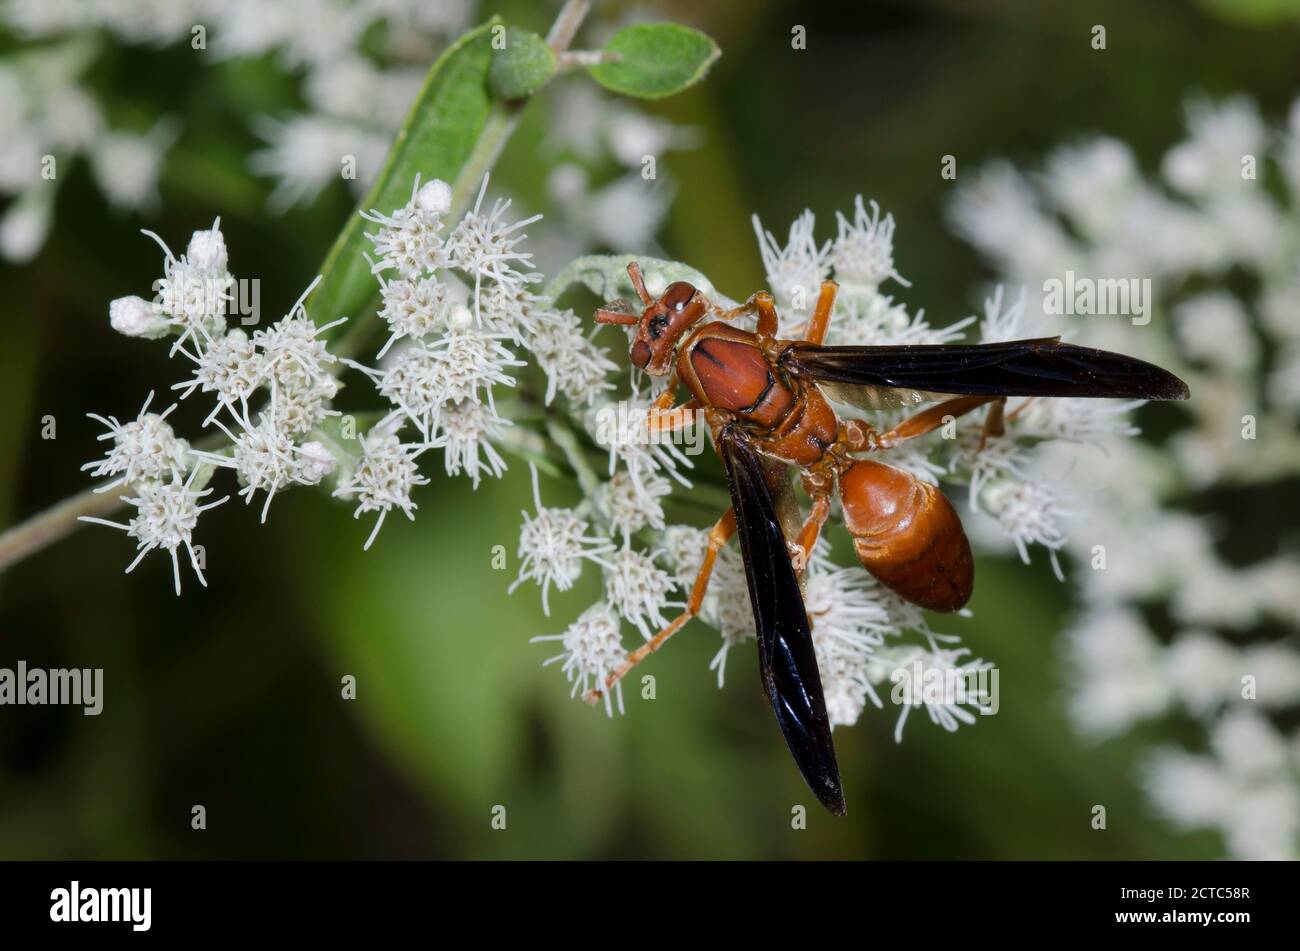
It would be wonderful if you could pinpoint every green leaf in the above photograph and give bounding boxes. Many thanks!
[488,27,557,100]
[545,253,737,308]
[588,23,720,99]
[306,18,502,336]
[311,474,546,813]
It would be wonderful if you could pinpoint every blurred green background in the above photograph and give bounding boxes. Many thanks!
[2,0,1292,858]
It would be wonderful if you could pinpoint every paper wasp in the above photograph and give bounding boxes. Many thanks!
[592,263,1188,815]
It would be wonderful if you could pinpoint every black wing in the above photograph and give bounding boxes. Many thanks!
[780,337,1190,401]
[716,424,845,816]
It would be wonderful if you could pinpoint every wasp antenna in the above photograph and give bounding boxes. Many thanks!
[627,261,652,305]
[594,307,639,326]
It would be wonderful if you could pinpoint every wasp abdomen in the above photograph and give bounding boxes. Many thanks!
[838,460,973,612]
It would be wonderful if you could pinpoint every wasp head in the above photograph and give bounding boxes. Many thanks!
[594,262,709,376]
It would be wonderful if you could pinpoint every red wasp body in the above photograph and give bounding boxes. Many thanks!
[673,317,974,610]
[593,262,1189,815]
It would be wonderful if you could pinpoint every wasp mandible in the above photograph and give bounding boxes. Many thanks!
[592,262,1189,815]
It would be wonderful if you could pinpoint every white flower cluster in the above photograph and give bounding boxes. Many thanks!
[1,1,688,287]
[346,175,618,499]
[79,389,228,596]
[525,196,1103,743]
[84,170,626,589]
[954,94,1300,859]
[81,219,349,589]
[0,36,175,262]
[753,197,966,346]
[513,388,694,700]
[1,0,471,210]
[10,0,681,228]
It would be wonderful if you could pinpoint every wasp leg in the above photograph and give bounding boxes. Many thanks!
[789,489,832,575]
[647,400,701,434]
[648,373,682,412]
[975,397,1008,452]
[584,507,737,705]
[1004,396,1036,425]
[970,396,1040,451]
[753,293,779,337]
[645,376,700,434]
[841,418,873,452]
[869,395,1004,450]
[1007,397,1035,420]
[714,292,780,337]
[803,281,840,345]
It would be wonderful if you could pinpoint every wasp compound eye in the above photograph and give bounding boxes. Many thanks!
[630,338,651,368]
[662,281,696,312]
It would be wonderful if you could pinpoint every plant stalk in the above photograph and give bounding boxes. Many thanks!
[545,417,603,497]
[0,485,127,574]
[332,0,591,363]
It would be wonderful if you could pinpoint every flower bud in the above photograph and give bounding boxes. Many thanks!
[110,295,170,339]
[186,224,229,273]
[447,302,474,331]
[295,441,337,485]
[416,179,452,216]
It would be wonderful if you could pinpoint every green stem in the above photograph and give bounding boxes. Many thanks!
[0,427,232,574]
[556,50,618,72]
[497,424,566,479]
[330,0,590,363]
[450,0,589,225]
[545,417,603,497]
[546,0,590,50]
[0,485,129,574]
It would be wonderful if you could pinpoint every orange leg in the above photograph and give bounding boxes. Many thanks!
[715,292,780,337]
[841,418,873,452]
[975,397,1008,451]
[650,379,679,412]
[646,375,700,434]
[803,280,840,345]
[789,491,831,574]
[968,396,1039,450]
[584,507,737,705]
[1006,396,1035,422]
[872,395,1005,450]
[647,400,701,434]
